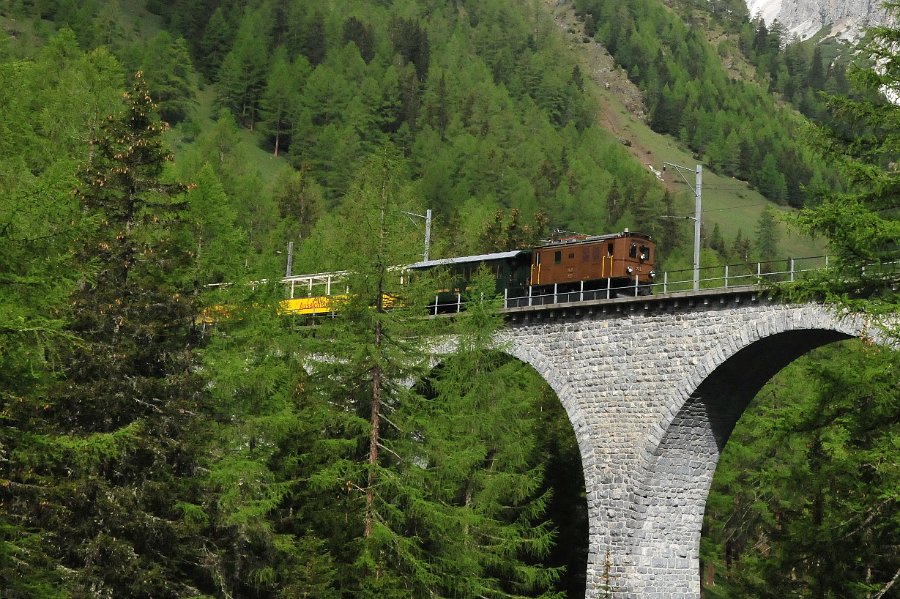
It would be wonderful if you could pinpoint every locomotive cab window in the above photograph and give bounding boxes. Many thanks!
[629,243,637,258]
[554,250,562,264]
[607,244,614,256]
[639,245,650,262]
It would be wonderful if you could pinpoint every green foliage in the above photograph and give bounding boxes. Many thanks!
[785,2,900,321]
[754,206,780,263]
[703,10,900,597]
[702,343,899,598]
[144,0,665,253]
[123,32,197,124]
[186,163,249,284]
[0,31,124,594]
[482,208,551,252]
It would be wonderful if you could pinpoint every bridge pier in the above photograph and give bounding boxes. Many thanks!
[503,290,864,597]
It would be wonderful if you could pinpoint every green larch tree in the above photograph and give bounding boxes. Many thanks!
[754,205,780,264]
[259,47,306,157]
[196,278,339,597]
[0,33,123,595]
[404,270,563,598]
[789,1,900,321]
[285,150,443,595]
[288,149,565,597]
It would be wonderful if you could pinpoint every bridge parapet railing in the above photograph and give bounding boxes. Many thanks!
[501,256,833,309]
[503,280,649,309]
[652,255,830,294]
[279,255,886,313]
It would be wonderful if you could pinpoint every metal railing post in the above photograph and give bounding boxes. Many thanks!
[456,292,461,313]
[504,287,508,309]
[790,258,795,282]
[606,278,611,299]
[724,265,729,289]
[634,275,638,296]
[580,280,584,302]
[663,272,668,294]
[528,286,532,307]
[553,283,558,304]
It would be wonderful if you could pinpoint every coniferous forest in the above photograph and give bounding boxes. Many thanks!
[0,0,897,597]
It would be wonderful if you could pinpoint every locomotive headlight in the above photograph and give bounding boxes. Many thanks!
[649,270,656,278]
[626,266,634,274]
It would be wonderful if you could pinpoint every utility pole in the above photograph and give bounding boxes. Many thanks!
[285,241,294,277]
[662,162,702,291]
[402,208,433,262]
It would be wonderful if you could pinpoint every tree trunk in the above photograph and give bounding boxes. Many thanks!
[364,194,388,538]
[363,318,382,538]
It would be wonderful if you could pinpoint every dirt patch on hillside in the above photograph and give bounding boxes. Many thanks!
[540,0,664,177]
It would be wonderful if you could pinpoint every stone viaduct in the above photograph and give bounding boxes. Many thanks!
[495,286,870,598]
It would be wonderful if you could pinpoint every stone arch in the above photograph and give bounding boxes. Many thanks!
[627,307,863,597]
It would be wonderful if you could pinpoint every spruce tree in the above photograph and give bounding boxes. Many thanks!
[42,72,206,597]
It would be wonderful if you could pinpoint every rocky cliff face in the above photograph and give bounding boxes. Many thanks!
[746,0,893,42]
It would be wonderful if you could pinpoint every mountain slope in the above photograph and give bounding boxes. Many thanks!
[540,0,822,259]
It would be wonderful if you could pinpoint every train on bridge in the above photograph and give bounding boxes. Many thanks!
[282,230,656,315]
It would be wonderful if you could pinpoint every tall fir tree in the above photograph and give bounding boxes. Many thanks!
[42,72,206,596]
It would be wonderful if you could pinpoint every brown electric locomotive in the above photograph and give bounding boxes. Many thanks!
[529,230,655,297]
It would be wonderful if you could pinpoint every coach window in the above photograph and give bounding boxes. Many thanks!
[629,243,637,258]
[607,243,614,256]
[554,250,562,264]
